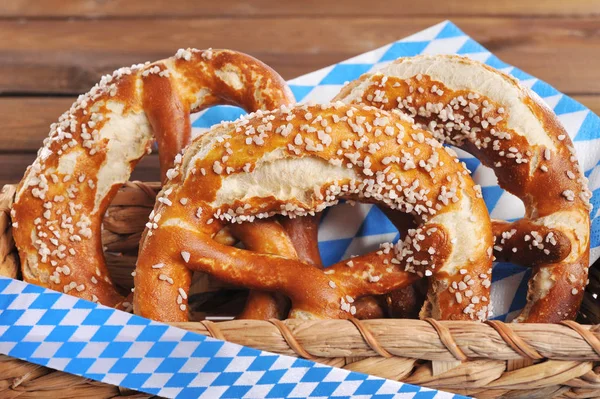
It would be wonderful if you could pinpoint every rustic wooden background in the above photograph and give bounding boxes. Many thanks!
[1,0,599,186]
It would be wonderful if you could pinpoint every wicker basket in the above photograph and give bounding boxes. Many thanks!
[1,182,599,399]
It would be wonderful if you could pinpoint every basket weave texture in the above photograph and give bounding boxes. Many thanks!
[1,182,599,399]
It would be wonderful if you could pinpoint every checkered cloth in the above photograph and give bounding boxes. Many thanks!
[0,278,462,398]
[191,20,600,321]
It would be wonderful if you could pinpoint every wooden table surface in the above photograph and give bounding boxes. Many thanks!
[1,0,599,186]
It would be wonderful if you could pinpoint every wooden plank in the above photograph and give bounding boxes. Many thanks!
[0,0,598,18]
[1,94,599,153]
[0,97,74,151]
[0,17,599,95]
[0,153,160,186]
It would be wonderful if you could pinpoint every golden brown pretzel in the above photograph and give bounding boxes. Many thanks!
[133,102,493,322]
[11,48,293,307]
[335,54,592,322]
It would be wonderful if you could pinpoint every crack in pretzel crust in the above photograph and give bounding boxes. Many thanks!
[334,54,592,323]
[133,102,493,322]
[10,48,294,308]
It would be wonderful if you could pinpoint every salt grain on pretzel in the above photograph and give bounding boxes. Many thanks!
[133,103,493,322]
[11,48,293,307]
[335,54,591,322]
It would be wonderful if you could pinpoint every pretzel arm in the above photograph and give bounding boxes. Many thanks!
[138,218,450,321]
[325,249,420,318]
[213,217,322,320]
[277,181,439,319]
[142,72,191,183]
[278,214,323,267]
[136,222,344,321]
[199,220,306,294]
[331,252,416,298]
[183,240,341,317]
[237,214,324,319]
[278,213,393,319]
[278,212,404,319]
[229,219,298,320]
[323,224,489,322]
[229,219,298,256]
[492,219,572,266]
[191,215,318,320]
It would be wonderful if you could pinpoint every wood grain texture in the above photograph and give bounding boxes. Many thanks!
[1,95,599,153]
[0,97,73,151]
[0,17,599,94]
[0,0,598,18]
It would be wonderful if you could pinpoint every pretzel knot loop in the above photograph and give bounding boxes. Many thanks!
[11,48,294,307]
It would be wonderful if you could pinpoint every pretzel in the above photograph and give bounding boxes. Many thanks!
[133,102,493,322]
[10,48,294,308]
[334,54,592,322]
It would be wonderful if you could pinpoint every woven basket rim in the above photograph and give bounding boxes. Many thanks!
[2,181,599,398]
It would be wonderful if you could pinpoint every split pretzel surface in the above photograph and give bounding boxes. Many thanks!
[133,103,493,322]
